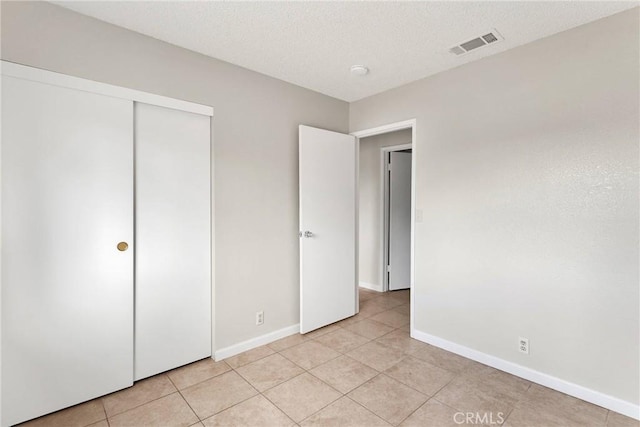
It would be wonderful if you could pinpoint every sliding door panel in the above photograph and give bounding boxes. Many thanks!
[1,76,134,426]
[134,103,211,380]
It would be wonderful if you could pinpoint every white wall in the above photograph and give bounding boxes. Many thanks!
[359,130,412,290]
[351,8,639,406]
[0,1,349,351]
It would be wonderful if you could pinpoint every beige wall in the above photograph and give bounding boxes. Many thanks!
[0,1,349,350]
[358,130,412,289]
[351,8,639,404]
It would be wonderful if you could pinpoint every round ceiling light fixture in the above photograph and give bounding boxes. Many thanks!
[350,65,369,76]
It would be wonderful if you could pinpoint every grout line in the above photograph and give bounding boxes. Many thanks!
[344,395,393,426]
[278,349,344,371]
[107,390,183,423]
[165,362,233,392]
[98,397,109,427]
[230,364,265,396]
[501,406,516,425]
[165,376,200,422]
[290,385,343,425]
[395,395,433,426]
[103,376,177,419]
[190,370,262,423]
[252,369,309,394]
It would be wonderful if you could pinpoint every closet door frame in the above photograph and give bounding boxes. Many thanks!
[0,60,215,427]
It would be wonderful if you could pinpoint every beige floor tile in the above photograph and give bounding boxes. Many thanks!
[359,293,379,303]
[87,421,110,427]
[167,358,231,390]
[309,355,378,394]
[505,403,585,427]
[302,323,342,339]
[20,399,106,427]
[236,353,305,392]
[407,343,477,373]
[348,374,428,425]
[102,374,176,417]
[300,396,391,427]
[607,411,640,427]
[336,313,367,327]
[263,373,341,422]
[375,329,428,353]
[385,356,455,396]
[314,328,370,353]
[517,384,608,426]
[392,304,410,316]
[372,296,405,310]
[108,393,197,427]
[400,399,492,427]
[181,371,258,419]
[388,291,410,303]
[370,310,410,328]
[269,334,308,352]
[347,341,405,371]
[225,345,275,369]
[461,364,531,401]
[358,300,389,318]
[433,377,516,418]
[202,395,294,427]
[280,340,341,370]
[344,319,395,340]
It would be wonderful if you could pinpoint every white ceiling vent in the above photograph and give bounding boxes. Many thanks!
[449,29,504,56]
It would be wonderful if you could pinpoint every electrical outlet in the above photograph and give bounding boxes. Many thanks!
[256,311,264,326]
[519,337,529,354]
[416,209,424,223]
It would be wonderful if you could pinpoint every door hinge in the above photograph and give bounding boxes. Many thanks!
[386,265,391,272]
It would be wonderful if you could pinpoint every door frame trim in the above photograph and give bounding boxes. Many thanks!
[381,143,412,292]
[351,119,417,336]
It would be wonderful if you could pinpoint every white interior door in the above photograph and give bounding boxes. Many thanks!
[299,125,357,334]
[1,76,134,426]
[388,151,412,290]
[135,102,211,380]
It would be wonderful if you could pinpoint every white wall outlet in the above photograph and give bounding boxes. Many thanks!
[416,209,424,223]
[256,311,264,326]
[519,337,529,354]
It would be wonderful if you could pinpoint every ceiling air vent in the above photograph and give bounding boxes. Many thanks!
[449,29,504,56]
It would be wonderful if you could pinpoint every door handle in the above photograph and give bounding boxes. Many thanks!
[117,242,129,251]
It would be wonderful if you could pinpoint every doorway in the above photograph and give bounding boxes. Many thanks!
[352,119,416,334]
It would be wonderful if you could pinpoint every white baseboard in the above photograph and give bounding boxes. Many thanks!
[214,324,300,361]
[359,281,383,292]
[412,329,640,420]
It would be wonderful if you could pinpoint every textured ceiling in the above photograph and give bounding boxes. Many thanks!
[52,1,638,102]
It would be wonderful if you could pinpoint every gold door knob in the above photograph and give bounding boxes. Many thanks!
[117,242,129,251]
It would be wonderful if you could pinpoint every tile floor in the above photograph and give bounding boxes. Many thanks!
[20,288,638,427]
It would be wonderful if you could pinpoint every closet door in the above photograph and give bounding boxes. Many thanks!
[135,102,211,380]
[1,77,134,426]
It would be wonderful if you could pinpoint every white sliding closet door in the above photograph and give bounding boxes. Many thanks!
[1,77,134,426]
[134,103,211,380]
